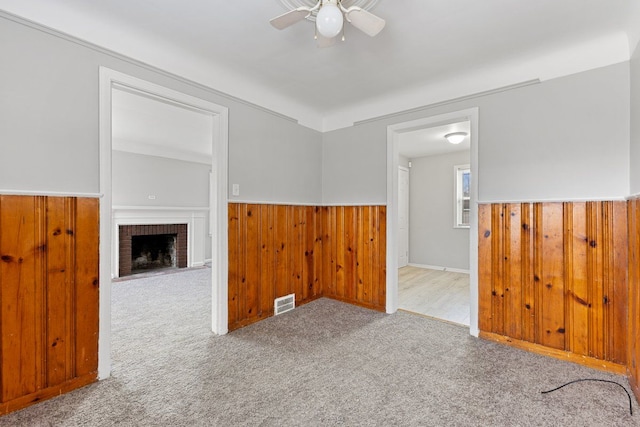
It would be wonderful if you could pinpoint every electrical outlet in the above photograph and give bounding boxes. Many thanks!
[232,184,240,196]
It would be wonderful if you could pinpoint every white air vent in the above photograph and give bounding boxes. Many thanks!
[274,294,295,316]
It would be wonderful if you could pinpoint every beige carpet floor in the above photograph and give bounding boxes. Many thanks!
[0,267,637,426]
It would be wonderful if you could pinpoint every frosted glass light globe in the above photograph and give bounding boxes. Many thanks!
[316,4,343,38]
[444,132,468,145]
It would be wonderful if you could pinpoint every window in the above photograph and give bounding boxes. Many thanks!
[454,164,470,228]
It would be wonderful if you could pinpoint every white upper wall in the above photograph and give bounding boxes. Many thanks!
[323,62,630,204]
[631,41,640,195]
[478,63,629,202]
[0,17,100,194]
[0,16,323,204]
[322,124,388,205]
[227,101,323,205]
[0,14,633,206]
[112,151,210,207]
[409,150,470,270]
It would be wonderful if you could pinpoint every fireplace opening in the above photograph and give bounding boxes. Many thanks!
[131,234,177,273]
[119,224,188,277]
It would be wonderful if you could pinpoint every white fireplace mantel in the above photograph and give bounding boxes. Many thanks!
[112,206,209,278]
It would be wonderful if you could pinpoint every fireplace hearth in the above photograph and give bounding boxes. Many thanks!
[119,224,187,277]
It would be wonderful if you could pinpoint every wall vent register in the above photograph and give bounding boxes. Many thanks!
[274,294,296,315]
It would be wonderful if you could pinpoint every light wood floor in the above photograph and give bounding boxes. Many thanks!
[398,266,470,326]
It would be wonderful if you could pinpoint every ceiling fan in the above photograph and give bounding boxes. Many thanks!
[270,0,386,47]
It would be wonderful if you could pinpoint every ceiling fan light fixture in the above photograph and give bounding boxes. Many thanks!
[316,3,343,38]
[444,132,468,145]
[271,0,384,44]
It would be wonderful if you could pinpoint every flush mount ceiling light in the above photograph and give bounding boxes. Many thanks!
[444,132,468,145]
[270,0,385,47]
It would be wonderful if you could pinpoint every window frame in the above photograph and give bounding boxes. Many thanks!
[454,164,471,229]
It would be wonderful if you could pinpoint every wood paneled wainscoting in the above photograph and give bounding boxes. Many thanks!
[0,195,99,414]
[628,197,640,402]
[228,203,386,331]
[478,202,628,372]
[320,206,387,310]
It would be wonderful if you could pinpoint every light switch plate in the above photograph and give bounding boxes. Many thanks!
[232,184,240,196]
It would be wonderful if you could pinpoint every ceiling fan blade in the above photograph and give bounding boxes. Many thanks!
[270,7,311,30]
[316,34,336,48]
[344,7,386,37]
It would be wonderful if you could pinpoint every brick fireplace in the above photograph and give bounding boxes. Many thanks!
[119,224,187,277]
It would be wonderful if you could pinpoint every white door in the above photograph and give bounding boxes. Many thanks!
[398,166,409,268]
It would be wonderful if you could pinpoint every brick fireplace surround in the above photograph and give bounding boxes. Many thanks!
[118,224,187,277]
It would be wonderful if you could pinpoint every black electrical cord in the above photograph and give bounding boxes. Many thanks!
[541,378,633,416]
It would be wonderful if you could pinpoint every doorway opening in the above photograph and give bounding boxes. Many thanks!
[396,120,471,325]
[386,108,479,336]
[99,68,229,379]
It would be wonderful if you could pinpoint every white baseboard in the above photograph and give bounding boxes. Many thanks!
[408,263,470,274]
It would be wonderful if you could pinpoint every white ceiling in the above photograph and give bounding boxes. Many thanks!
[111,88,213,163]
[1,0,639,131]
[397,121,470,159]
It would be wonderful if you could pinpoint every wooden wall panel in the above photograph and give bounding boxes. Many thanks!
[228,204,322,331]
[490,204,505,336]
[609,201,628,364]
[227,203,240,327]
[45,197,73,386]
[245,204,260,321]
[369,207,380,307]
[504,204,523,340]
[477,205,493,332]
[539,203,565,350]
[587,202,605,359]
[377,206,387,307]
[0,195,99,414]
[73,197,100,377]
[628,198,640,402]
[228,203,276,330]
[521,204,535,343]
[345,207,356,302]
[478,201,627,366]
[321,207,335,299]
[288,206,300,300]
[0,196,41,402]
[358,207,370,304]
[228,204,386,331]
[566,202,589,356]
[259,205,275,318]
[335,207,345,299]
[321,206,387,311]
[311,206,322,300]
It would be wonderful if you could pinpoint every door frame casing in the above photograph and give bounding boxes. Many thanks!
[398,165,410,268]
[386,108,479,336]
[99,67,229,379]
